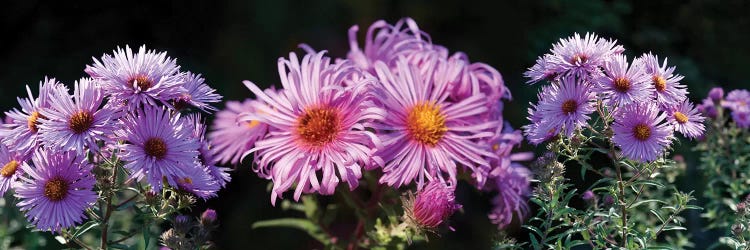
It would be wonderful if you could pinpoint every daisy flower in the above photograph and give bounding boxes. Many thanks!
[0,143,27,196]
[38,78,118,153]
[639,53,687,107]
[373,57,497,189]
[2,78,67,152]
[548,32,623,78]
[597,54,652,106]
[612,103,674,162]
[536,75,595,137]
[85,45,185,110]
[14,150,96,231]
[666,100,705,139]
[172,72,222,112]
[347,18,430,73]
[117,106,200,192]
[240,51,383,205]
[208,99,268,165]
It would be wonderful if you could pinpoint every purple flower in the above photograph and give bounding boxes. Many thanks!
[200,208,218,226]
[208,99,269,165]
[535,75,596,137]
[708,87,724,102]
[523,87,560,145]
[86,45,185,111]
[732,109,750,129]
[612,103,673,162]
[596,54,652,106]
[639,53,687,107]
[38,78,119,153]
[240,51,383,205]
[697,98,718,119]
[2,78,68,152]
[443,52,509,105]
[582,190,596,202]
[173,160,220,200]
[488,164,531,229]
[116,106,200,192]
[0,143,27,196]
[724,89,750,112]
[184,114,231,188]
[547,33,623,78]
[404,181,461,229]
[373,58,497,189]
[14,150,96,231]
[172,72,222,112]
[524,55,558,84]
[347,18,429,73]
[666,100,705,139]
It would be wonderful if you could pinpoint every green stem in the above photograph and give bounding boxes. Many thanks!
[100,166,118,250]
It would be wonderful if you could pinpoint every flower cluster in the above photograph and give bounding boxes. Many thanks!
[524,33,705,162]
[698,87,750,128]
[0,45,227,231]
[210,18,531,229]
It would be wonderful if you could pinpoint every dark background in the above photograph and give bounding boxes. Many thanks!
[1,1,748,249]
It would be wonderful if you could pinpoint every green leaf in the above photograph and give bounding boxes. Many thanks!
[73,220,100,238]
[252,218,330,245]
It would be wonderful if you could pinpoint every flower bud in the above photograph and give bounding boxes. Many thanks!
[732,223,745,237]
[173,215,193,235]
[200,209,218,227]
[738,202,747,215]
[404,182,462,230]
[709,87,724,102]
[582,190,596,202]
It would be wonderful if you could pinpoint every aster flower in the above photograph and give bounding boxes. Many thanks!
[0,143,27,196]
[535,75,595,137]
[524,54,558,84]
[2,78,68,152]
[184,114,231,188]
[38,78,118,153]
[402,181,462,230]
[484,124,534,180]
[612,103,674,162]
[547,33,623,78]
[173,160,220,200]
[639,53,687,107]
[208,99,268,165]
[488,164,531,229]
[444,52,509,105]
[666,100,705,139]
[240,51,383,205]
[117,106,200,192]
[708,87,724,102]
[523,87,560,145]
[173,72,222,112]
[732,109,750,129]
[724,89,750,112]
[347,18,430,73]
[14,150,96,231]
[597,54,652,106]
[373,58,497,189]
[85,45,185,110]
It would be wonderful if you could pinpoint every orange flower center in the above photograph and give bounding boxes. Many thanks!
[144,137,168,159]
[44,176,69,201]
[652,76,666,92]
[614,77,631,93]
[130,75,153,90]
[571,54,589,64]
[69,111,94,134]
[406,103,447,147]
[27,111,45,133]
[561,99,578,115]
[1,160,19,177]
[633,124,651,141]
[296,106,340,148]
[673,112,688,124]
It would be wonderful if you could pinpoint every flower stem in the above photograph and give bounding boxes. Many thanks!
[610,144,628,247]
[100,165,118,249]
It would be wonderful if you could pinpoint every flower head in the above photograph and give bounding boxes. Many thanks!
[612,103,673,162]
[241,51,383,205]
[639,53,687,107]
[347,18,429,73]
[2,78,68,152]
[38,78,118,153]
[597,54,652,106]
[403,181,462,230]
[488,164,531,229]
[173,159,220,200]
[373,58,497,189]
[208,99,269,165]
[172,72,222,112]
[666,100,705,139]
[0,143,27,196]
[14,150,96,231]
[535,75,595,137]
[547,33,623,78]
[86,45,184,111]
[708,87,724,102]
[524,55,558,84]
[117,106,200,192]
[184,114,231,188]
[732,109,750,129]
[724,89,750,112]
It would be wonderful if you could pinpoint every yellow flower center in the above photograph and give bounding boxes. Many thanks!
[1,160,19,177]
[673,112,688,124]
[27,111,45,133]
[633,124,651,141]
[406,103,447,147]
[561,99,578,115]
[296,106,340,148]
[571,54,589,64]
[69,111,94,134]
[44,177,69,202]
[614,77,631,93]
[144,137,168,159]
[652,76,666,92]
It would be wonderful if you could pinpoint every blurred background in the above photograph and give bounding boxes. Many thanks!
[1,0,748,249]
